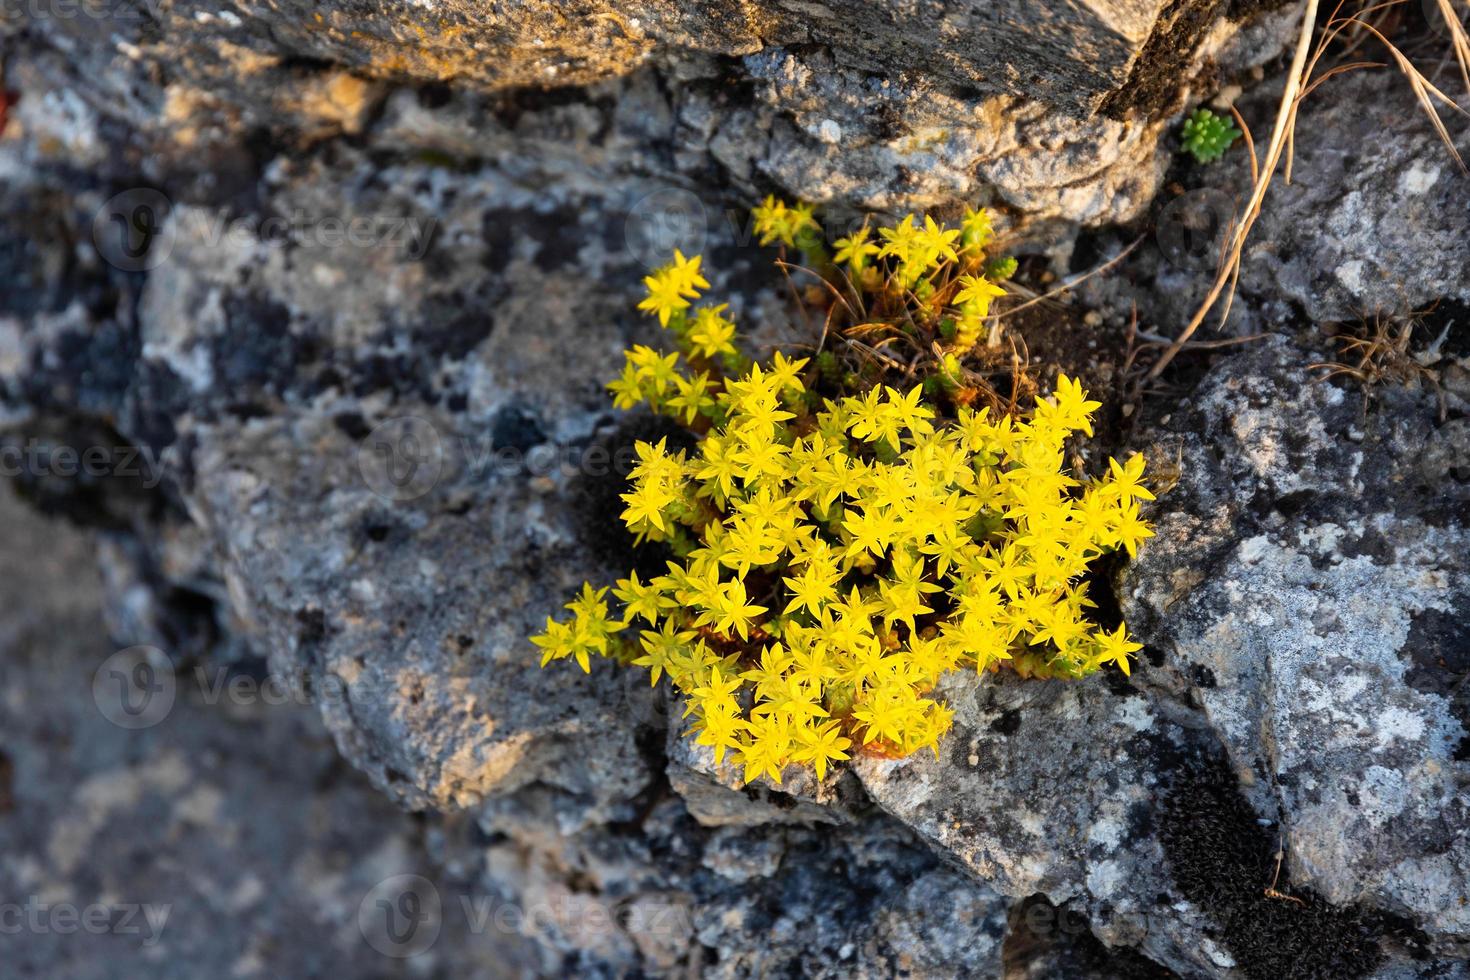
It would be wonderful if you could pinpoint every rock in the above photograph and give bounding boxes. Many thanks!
[18,0,1276,113]
[1076,62,1470,341]
[1229,71,1470,322]
[0,470,1022,978]
[7,0,1470,974]
[1123,337,1470,956]
[7,0,1301,231]
[847,667,1244,977]
[0,0,1298,821]
[837,337,1470,976]
[1003,895,1182,980]
[454,784,1014,978]
[0,484,551,977]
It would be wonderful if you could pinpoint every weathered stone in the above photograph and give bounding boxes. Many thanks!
[1123,337,1470,955]
[0,485,551,977]
[847,669,1246,977]
[18,0,1270,116]
[1231,71,1470,322]
[457,784,1013,978]
[8,0,1470,973]
[7,0,1300,232]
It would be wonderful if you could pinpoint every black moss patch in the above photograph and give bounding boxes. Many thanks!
[1227,0,1298,20]
[1099,0,1227,120]
[571,413,697,579]
[1161,749,1429,979]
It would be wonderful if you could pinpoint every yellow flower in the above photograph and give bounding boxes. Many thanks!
[1091,624,1143,676]
[539,230,1157,786]
[766,351,808,396]
[633,617,695,684]
[636,251,708,326]
[752,196,820,248]
[667,371,716,424]
[637,273,687,326]
[688,305,738,360]
[615,571,675,627]
[960,206,994,253]
[695,434,744,501]
[667,249,710,295]
[833,226,880,273]
[1103,453,1156,503]
[699,579,768,641]
[1110,500,1155,558]
[791,721,851,780]
[954,274,1006,318]
[915,215,960,268]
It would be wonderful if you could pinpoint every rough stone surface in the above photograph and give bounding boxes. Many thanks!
[5,1,1470,977]
[0,484,550,978]
[12,0,1273,114]
[460,787,1015,978]
[1078,66,1470,337]
[848,664,1261,978]
[1231,71,1470,323]
[5,0,1300,232]
[1123,337,1470,954]
[0,480,1024,977]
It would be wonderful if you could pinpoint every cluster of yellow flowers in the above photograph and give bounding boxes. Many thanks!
[532,205,1154,787]
[755,196,1011,350]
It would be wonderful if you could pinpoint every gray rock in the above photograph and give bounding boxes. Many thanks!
[1076,62,1470,341]
[1124,337,1470,954]
[848,668,1243,977]
[7,0,1299,231]
[0,484,549,978]
[7,0,1470,975]
[455,785,1013,978]
[840,337,1470,976]
[1230,71,1470,322]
